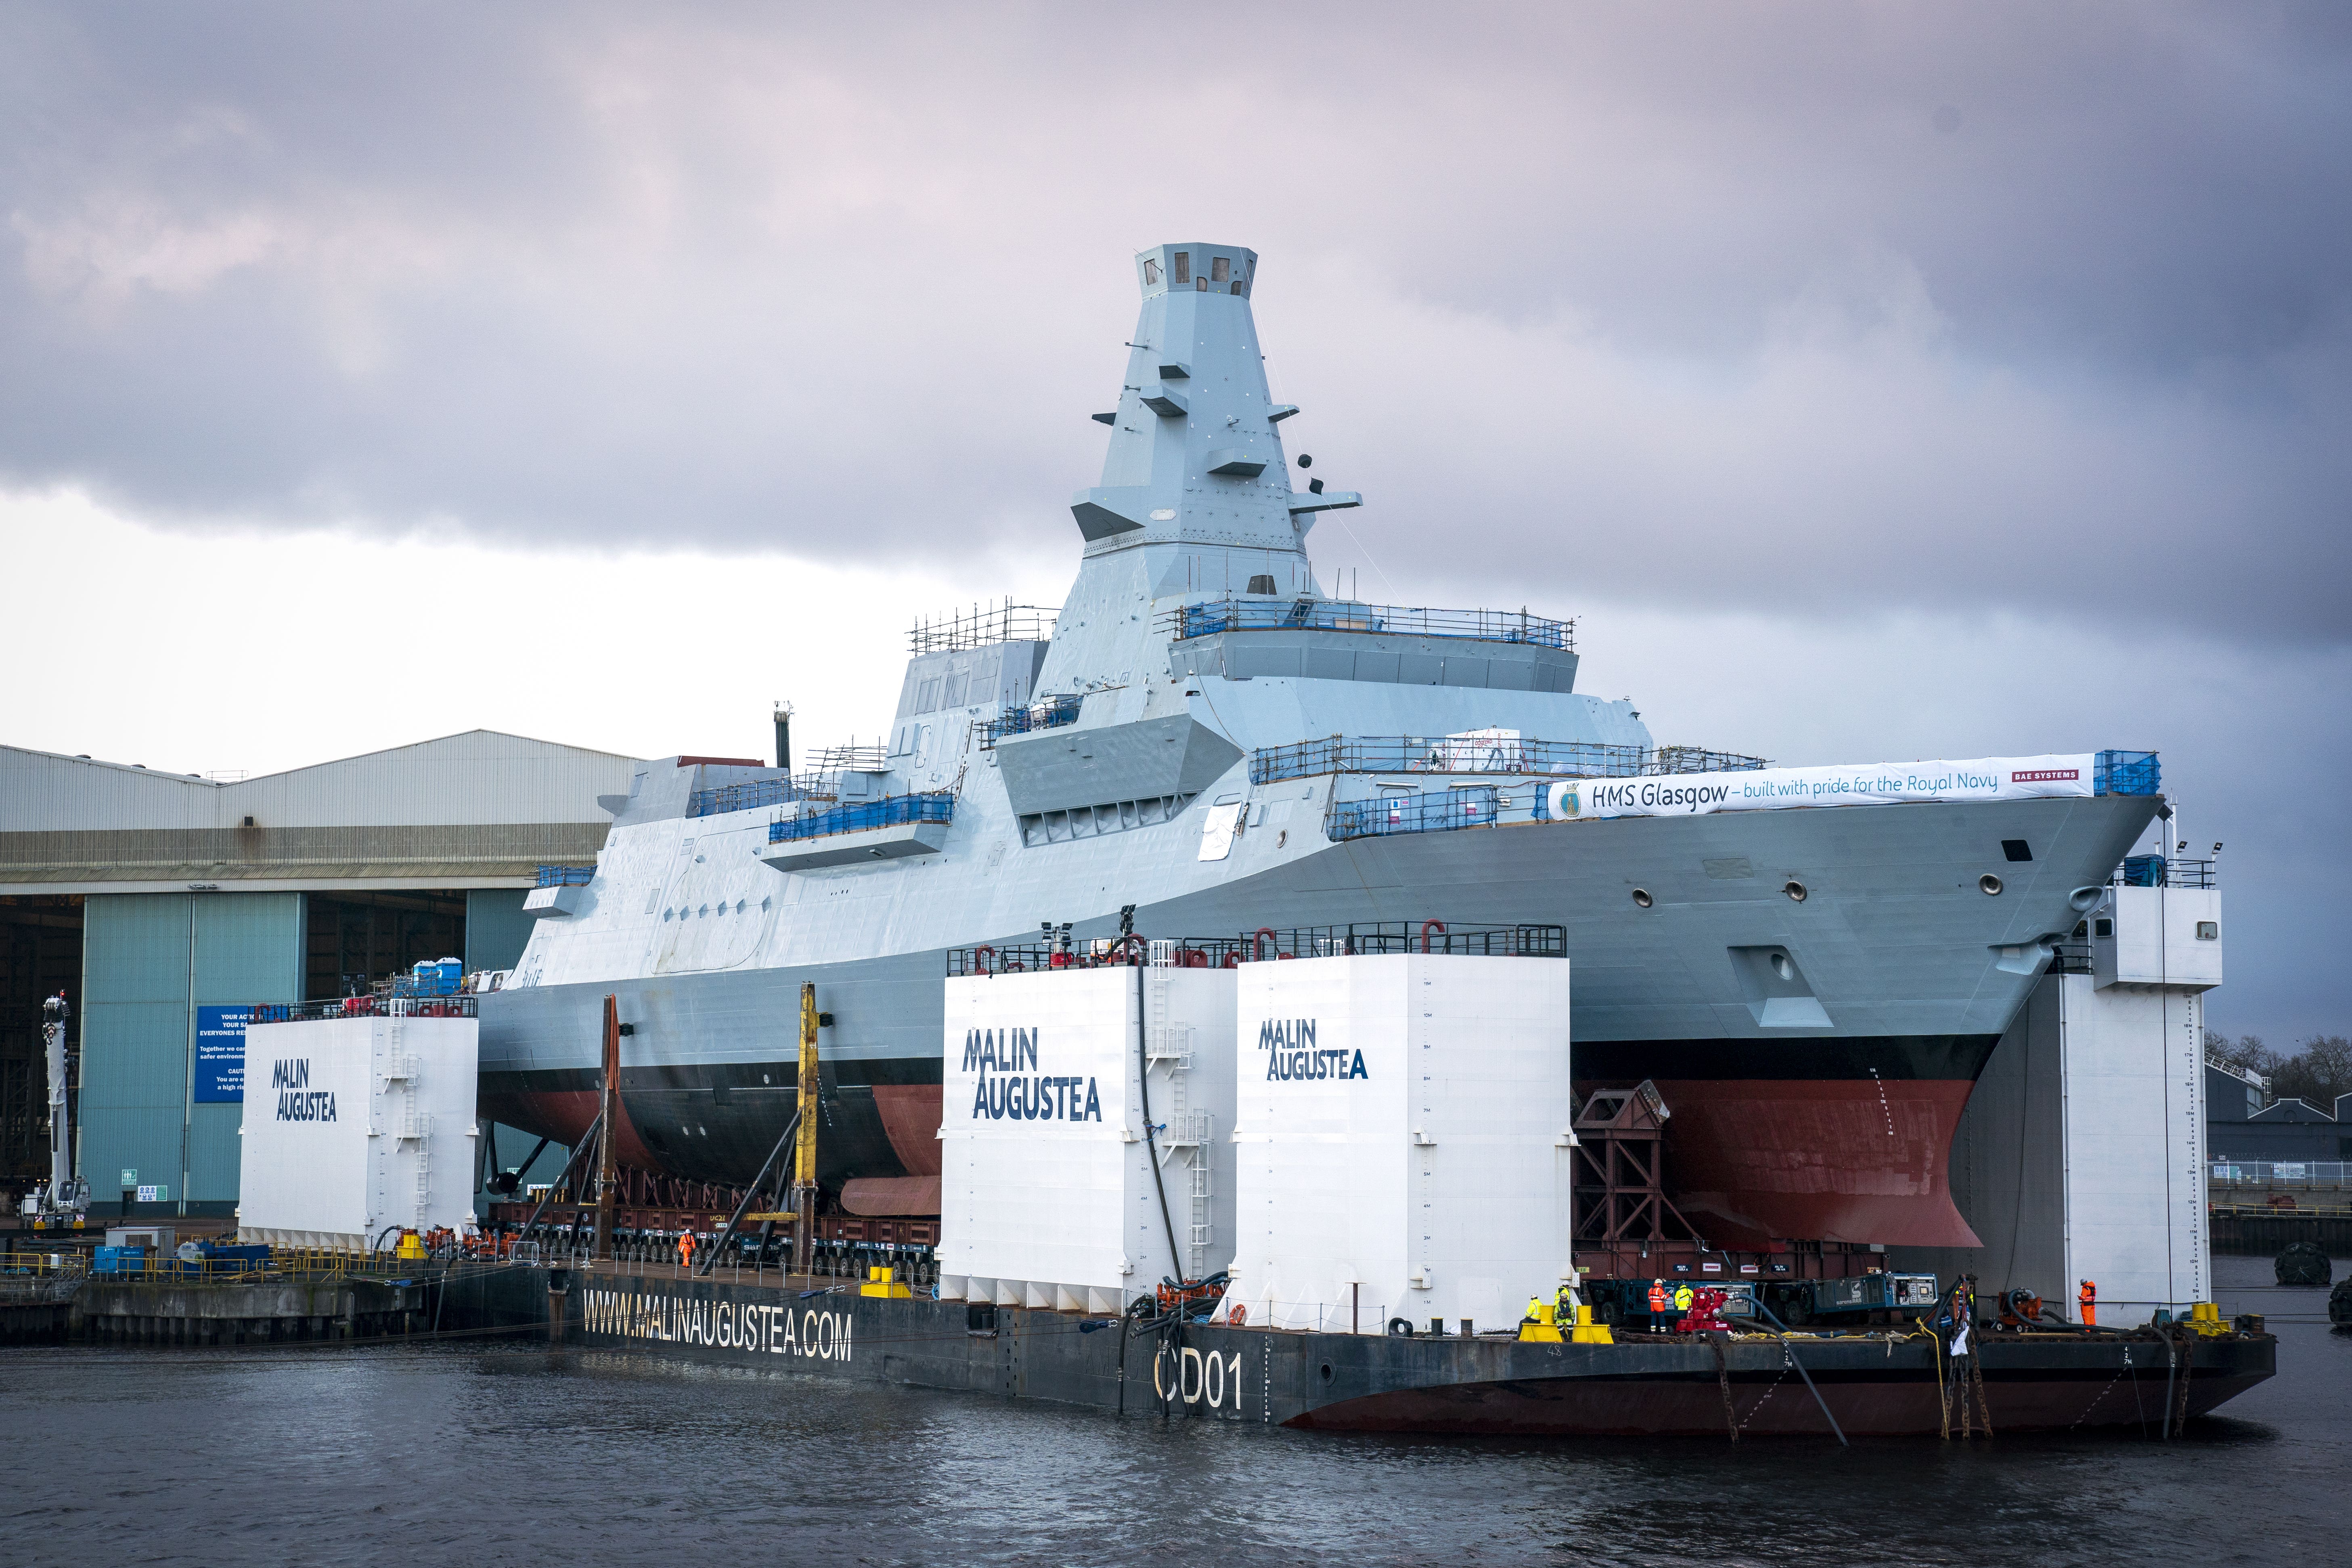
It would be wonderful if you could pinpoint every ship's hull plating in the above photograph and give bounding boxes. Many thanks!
[483,793,2154,1244]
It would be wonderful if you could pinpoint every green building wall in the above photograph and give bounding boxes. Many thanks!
[77,887,561,1222]
[79,892,304,1218]
[463,889,532,973]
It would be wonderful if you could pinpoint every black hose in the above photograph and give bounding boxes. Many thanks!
[1117,1308,1131,1415]
[1134,965,1184,1278]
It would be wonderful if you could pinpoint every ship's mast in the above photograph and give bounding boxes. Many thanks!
[1038,243,1363,694]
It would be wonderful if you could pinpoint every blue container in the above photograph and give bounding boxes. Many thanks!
[93,1246,148,1275]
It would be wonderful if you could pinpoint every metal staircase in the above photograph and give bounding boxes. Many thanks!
[1145,980,1213,1279]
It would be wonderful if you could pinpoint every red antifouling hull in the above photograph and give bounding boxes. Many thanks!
[1575,1032,2001,1250]
[1651,1076,1983,1248]
[486,1087,669,1174]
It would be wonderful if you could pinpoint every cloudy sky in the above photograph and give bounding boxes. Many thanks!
[3,4,2346,1042]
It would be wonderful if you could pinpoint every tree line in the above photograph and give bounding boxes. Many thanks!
[2206,1030,2352,1114]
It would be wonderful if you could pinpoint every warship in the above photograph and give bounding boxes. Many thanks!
[480,241,2160,1250]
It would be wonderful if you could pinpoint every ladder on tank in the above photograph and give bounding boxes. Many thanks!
[1145,985,1213,1281]
[381,1017,431,1217]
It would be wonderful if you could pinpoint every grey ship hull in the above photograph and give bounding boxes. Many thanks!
[482,791,2152,1246]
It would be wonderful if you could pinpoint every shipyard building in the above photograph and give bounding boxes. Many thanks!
[0,732,644,1220]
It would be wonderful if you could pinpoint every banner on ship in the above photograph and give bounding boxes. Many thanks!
[1537,754,2096,821]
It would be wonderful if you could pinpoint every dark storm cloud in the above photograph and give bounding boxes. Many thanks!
[2,3,2347,636]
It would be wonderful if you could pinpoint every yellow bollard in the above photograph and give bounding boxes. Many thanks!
[860,1265,913,1300]
[1518,1296,1565,1342]
[1570,1304,1616,1344]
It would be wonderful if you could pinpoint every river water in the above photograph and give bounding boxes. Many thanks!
[3,1253,2342,1567]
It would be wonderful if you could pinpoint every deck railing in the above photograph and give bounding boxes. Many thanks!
[1232,921,1566,960]
[909,601,1059,654]
[246,996,480,1023]
[536,865,595,886]
[768,793,955,844]
[2050,941,2094,975]
[1166,597,1574,649]
[2094,749,2161,796]
[1252,735,1766,786]
[979,693,1084,748]
[1328,786,1502,841]
[689,779,798,817]
[947,920,1565,973]
[2116,856,2216,890]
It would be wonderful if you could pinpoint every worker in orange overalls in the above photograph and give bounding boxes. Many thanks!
[678,1230,695,1272]
[1647,1278,1668,1331]
[2078,1279,2096,1326]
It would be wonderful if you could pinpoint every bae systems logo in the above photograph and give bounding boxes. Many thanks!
[2011,768,2080,783]
[961,1027,1103,1122]
[270,1058,336,1123]
[1255,1017,1368,1082]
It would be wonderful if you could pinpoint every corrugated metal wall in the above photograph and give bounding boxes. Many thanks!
[0,751,220,832]
[4,731,639,833]
[80,892,302,1215]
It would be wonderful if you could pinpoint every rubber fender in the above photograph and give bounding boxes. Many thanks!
[2275,1241,2331,1287]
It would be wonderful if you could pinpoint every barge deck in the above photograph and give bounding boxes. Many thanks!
[479,1262,2274,1439]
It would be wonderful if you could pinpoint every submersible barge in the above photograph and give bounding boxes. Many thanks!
[486,1262,2273,1438]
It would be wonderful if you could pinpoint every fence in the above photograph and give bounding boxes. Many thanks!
[767,793,955,844]
[2211,1162,2351,1186]
[1167,598,1574,649]
[1328,787,1501,841]
[1251,735,1766,786]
